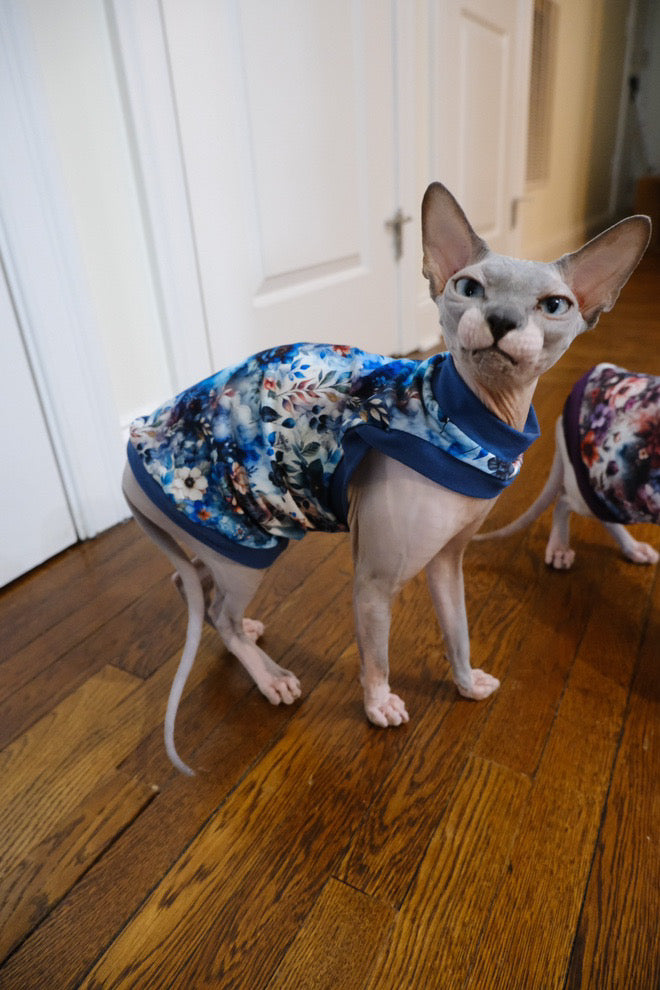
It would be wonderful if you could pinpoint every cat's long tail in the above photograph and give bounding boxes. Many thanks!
[474,441,564,541]
[123,478,201,776]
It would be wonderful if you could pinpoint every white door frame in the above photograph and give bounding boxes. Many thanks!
[0,1,127,539]
[106,0,213,392]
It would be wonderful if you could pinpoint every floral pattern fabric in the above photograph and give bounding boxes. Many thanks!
[128,343,534,556]
[569,363,660,523]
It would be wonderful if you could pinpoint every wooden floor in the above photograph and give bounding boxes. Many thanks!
[1,256,658,989]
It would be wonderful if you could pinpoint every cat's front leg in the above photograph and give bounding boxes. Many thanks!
[425,548,499,700]
[353,572,409,727]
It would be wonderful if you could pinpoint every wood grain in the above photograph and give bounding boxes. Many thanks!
[76,669,384,989]
[365,756,530,989]
[0,541,358,988]
[0,771,155,961]
[0,522,150,660]
[266,879,395,990]
[465,537,657,989]
[337,532,534,907]
[565,568,660,990]
[0,254,658,990]
[0,538,172,746]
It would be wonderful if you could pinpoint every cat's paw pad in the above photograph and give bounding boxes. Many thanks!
[457,669,500,701]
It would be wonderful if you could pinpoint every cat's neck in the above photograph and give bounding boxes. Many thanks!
[456,364,538,431]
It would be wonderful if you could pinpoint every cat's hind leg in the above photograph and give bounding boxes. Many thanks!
[545,495,576,569]
[604,522,659,564]
[199,551,301,706]
[172,559,265,638]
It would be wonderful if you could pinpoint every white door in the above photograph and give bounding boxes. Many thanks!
[406,0,532,348]
[110,1,531,367]
[0,266,77,587]
[430,0,531,253]
[160,0,401,365]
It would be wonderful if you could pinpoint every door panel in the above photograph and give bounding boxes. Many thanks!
[0,267,77,586]
[162,0,399,366]
[408,0,532,348]
[428,0,530,253]
[240,1,361,284]
[115,1,531,367]
[459,11,510,239]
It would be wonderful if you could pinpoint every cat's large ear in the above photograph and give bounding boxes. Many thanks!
[556,215,651,328]
[421,182,489,297]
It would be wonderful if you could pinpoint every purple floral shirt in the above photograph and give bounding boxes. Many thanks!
[563,363,660,524]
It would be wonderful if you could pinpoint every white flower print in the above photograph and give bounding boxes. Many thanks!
[167,466,209,501]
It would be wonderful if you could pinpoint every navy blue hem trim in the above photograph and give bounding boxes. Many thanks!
[329,424,515,523]
[126,442,288,569]
[562,370,623,524]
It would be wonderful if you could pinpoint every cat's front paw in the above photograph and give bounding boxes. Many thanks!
[457,669,500,701]
[624,540,659,565]
[545,542,575,570]
[364,689,409,727]
[259,669,301,706]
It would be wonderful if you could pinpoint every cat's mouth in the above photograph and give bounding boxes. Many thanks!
[469,345,518,367]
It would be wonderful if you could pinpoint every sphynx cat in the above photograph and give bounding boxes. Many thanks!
[476,363,659,568]
[123,182,650,774]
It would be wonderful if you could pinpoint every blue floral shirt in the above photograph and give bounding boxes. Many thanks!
[563,363,660,524]
[128,343,539,567]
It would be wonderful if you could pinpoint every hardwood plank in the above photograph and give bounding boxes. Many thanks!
[0,521,144,658]
[0,519,133,617]
[0,519,322,748]
[337,526,543,905]
[71,580,459,990]
[72,669,378,988]
[112,531,338,679]
[0,590,167,751]
[266,879,395,990]
[472,523,655,775]
[0,771,156,961]
[0,666,139,833]
[69,527,540,988]
[364,756,530,989]
[0,633,234,891]
[565,569,660,990]
[0,530,171,721]
[0,546,358,988]
[108,573,191,679]
[464,553,653,989]
[0,255,656,990]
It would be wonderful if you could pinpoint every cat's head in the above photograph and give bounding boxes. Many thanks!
[421,182,651,391]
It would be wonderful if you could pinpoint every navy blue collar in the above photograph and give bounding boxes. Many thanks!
[430,353,540,462]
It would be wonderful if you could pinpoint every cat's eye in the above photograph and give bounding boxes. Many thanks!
[539,295,571,316]
[455,277,485,299]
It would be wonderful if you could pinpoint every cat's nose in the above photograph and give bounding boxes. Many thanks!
[486,310,519,341]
